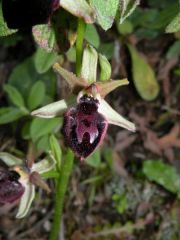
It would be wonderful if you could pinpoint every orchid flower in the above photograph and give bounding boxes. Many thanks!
[2,0,60,29]
[0,169,25,204]
[0,152,55,218]
[2,0,95,30]
[31,45,136,160]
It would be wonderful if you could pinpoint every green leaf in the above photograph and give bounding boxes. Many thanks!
[32,24,56,52]
[41,170,59,179]
[119,0,140,24]
[143,160,180,198]
[66,47,76,62]
[34,48,58,74]
[0,152,23,166]
[112,193,127,214]
[8,57,35,98]
[85,24,100,48]
[4,84,25,108]
[128,8,158,29]
[135,28,159,40]
[152,3,179,30]
[36,135,50,152]
[166,40,180,59]
[83,175,103,184]
[0,107,26,124]
[98,42,115,60]
[0,2,17,36]
[27,81,46,110]
[0,33,22,47]
[86,149,101,168]
[21,121,31,140]
[148,0,172,8]
[166,12,180,33]
[33,9,77,54]
[99,54,111,81]
[127,44,160,101]
[49,135,62,170]
[116,19,133,35]
[81,45,98,83]
[8,57,56,99]
[102,147,113,168]
[90,0,119,30]
[60,0,95,23]
[30,118,60,142]
[128,3,179,31]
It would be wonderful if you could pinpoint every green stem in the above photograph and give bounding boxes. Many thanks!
[50,19,85,240]
[49,149,74,240]
[76,18,86,77]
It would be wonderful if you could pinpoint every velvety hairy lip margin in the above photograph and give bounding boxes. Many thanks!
[62,95,108,160]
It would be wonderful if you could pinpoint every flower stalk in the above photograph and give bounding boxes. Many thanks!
[49,149,74,240]
[76,18,86,77]
[50,19,85,240]
[32,19,135,239]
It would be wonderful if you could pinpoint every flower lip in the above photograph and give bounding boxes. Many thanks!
[2,0,59,29]
[7,170,21,181]
[0,170,25,204]
[62,94,108,160]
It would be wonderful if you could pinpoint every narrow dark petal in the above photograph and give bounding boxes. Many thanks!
[0,170,25,203]
[2,0,59,29]
[62,95,108,160]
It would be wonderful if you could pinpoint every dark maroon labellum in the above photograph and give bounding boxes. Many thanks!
[2,0,59,29]
[62,95,108,160]
[0,170,25,204]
